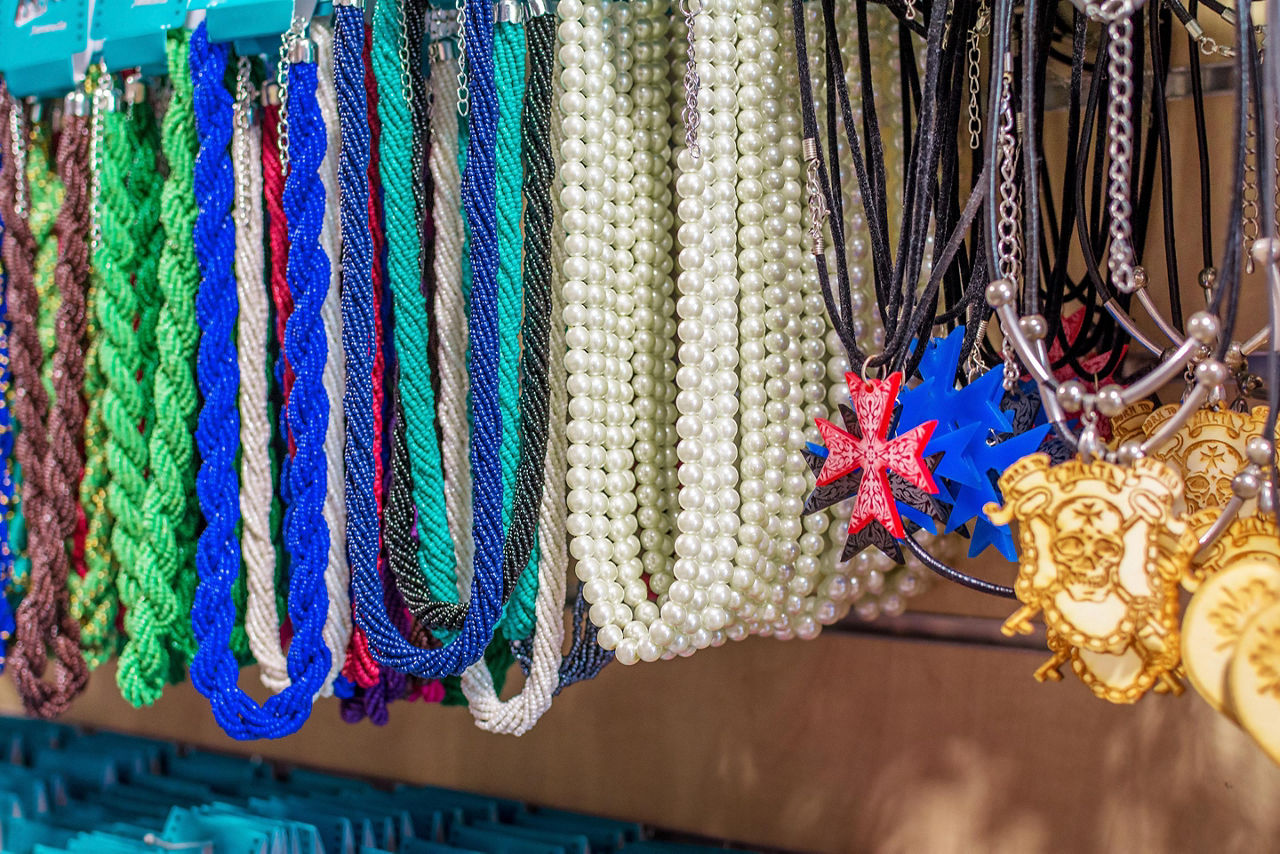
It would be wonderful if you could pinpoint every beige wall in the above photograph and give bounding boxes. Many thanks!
[2,626,1277,854]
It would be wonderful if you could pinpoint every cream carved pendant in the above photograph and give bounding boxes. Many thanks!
[986,454,1194,703]
[1228,599,1280,764]
[1112,403,1273,515]
[1185,510,1280,591]
[1181,514,1280,721]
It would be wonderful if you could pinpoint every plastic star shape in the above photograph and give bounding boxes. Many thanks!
[815,371,938,539]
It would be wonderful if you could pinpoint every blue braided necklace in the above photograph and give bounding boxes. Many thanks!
[189,22,331,739]
[348,0,504,678]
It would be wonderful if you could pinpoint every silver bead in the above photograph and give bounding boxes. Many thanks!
[1195,359,1229,387]
[1225,343,1246,371]
[1132,265,1149,290]
[1115,440,1145,466]
[1251,237,1280,267]
[985,279,1015,308]
[1232,470,1262,500]
[1018,314,1048,340]
[1247,436,1274,466]
[1055,380,1086,414]
[1198,267,1217,291]
[1186,311,1220,345]
[1094,385,1126,418]
[1260,485,1276,514]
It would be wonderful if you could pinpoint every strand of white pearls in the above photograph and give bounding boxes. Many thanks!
[561,0,635,647]
[630,0,678,610]
[659,0,746,663]
[732,0,816,640]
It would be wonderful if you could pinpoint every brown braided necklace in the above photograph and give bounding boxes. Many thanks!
[6,92,91,718]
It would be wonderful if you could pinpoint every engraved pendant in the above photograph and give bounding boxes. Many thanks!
[986,454,1195,703]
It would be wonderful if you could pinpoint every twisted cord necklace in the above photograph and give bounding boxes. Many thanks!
[117,29,204,705]
[190,21,332,739]
[10,92,92,718]
[353,0,506,678]
[95,78,164,669]
[0,87,35,671]
[313,18,353,697]
[461,0,564,732]
[234,56,291,694]
[75,72,117,669]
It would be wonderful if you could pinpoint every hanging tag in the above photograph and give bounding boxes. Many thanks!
[91,0,186,74]
[0,0,94,97]
[203,0,318,55]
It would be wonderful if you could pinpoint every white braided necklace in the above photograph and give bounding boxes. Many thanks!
[233,57,289,694]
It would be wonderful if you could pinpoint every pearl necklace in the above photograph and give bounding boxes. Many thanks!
[666,0,742,660]
[563,0,641,650]
[628,0,678,613]
[732,0,812,641]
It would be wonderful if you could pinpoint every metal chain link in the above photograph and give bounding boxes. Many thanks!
[680,0,701,160]
[1244,111,1260,272]
[234,57,256,231]
[456,0,470,117]
[1105,14,1138,293]
[967,3,989,151]
[90,66,114,257]
[995,66,1022,286]
[277,17,309,174]
[9,103,27,218]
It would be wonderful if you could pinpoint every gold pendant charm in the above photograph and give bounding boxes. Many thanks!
[1228,600,1280,764]
[1182,552,1280,719]
[1112,403,1273,515]
[986,454,1194,702]
[1185,511,1280,591]
[1144,405,1271,513]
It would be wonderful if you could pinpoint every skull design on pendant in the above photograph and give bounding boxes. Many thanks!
[986,454,1195,703]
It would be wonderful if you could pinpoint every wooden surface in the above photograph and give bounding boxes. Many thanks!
[2,628,1277,854]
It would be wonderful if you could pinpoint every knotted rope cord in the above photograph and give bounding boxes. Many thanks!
[9,102,92,718]
[75,84,128,669]
[117,30,202,705]
[190,25,331,739]
[353,0,504,678]
[2,97,45,608]
[235,57,290,694]
[312,19,353,697]
[461,8,565,731]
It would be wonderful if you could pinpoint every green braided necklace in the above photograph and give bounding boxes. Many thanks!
[74,71,120,668]
[492,11,538,643]
[116,31,202,705]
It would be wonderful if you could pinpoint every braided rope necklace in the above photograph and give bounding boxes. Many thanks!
[117,30,203,705]
[1,95,41,618]
[313,18,353,698]
[94,77,164,666]
[233,56,290,694]
[75,71,117,668]
[353,0,506,678]
[10,92,92,718]
[460,0,566,733]
[190,21,332,739]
